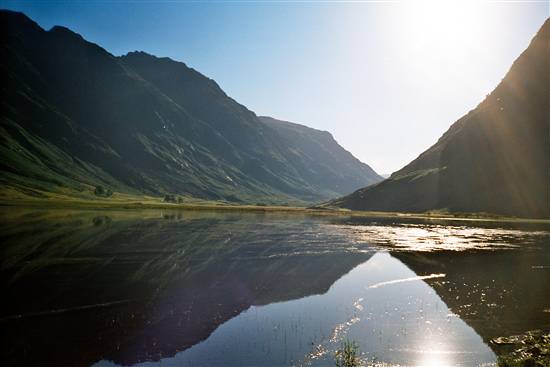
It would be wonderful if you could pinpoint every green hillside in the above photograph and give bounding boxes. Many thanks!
[0,10,381,205]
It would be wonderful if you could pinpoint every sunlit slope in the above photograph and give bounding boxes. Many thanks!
[0,10,380,204]
[333,18,550,218]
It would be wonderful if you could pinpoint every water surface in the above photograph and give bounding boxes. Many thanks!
[1,209,548,366]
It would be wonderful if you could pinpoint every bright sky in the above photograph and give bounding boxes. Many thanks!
[1,1,548,174]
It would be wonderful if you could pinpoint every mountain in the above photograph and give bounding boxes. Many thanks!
[0,10,381,204]
[333,18,550,218]
[258,116,381,197]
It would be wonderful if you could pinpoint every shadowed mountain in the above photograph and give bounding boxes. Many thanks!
[0,210,374,366]
[333,18,550,218]
[0,10,380,204]
[258,116,381,196]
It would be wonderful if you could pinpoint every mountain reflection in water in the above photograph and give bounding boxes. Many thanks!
[1,210,548,367]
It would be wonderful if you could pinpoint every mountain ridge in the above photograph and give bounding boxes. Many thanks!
[0,10,382,204]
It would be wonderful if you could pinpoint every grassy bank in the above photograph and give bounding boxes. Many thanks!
[1,194,549,224]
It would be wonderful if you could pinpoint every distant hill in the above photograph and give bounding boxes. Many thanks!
[333,18,550,218]
[0,10,381,204]
[258,116,381,197]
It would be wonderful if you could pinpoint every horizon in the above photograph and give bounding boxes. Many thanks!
[1,1,548,174]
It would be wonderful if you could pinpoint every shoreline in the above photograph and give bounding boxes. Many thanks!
[1,198,549,224]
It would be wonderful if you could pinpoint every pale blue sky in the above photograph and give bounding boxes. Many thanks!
[1,0,548,173]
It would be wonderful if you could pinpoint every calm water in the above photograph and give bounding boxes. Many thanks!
[1,210,549,367]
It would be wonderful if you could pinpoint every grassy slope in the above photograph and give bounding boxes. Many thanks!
[1,11,380,207]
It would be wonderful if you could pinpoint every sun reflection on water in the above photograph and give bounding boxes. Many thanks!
[336,223,548,252]
[417,345,451,367]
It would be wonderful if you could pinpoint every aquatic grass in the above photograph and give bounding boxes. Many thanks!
[335,340,360,367]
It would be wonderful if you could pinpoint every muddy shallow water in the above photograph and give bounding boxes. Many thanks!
[1,209,549,366]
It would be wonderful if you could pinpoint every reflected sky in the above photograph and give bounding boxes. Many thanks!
[94,252,495,367]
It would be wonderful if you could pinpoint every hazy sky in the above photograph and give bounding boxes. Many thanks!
[1,1,548,173]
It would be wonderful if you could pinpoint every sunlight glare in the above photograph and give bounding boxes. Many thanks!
[389,0,496,79]
[418,343,452,367]
[420,353,450,367]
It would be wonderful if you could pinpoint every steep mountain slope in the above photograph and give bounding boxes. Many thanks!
[118,52,382,199]
[259,116,381,196]
[333,18,550,218]
[0,10,380,204]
